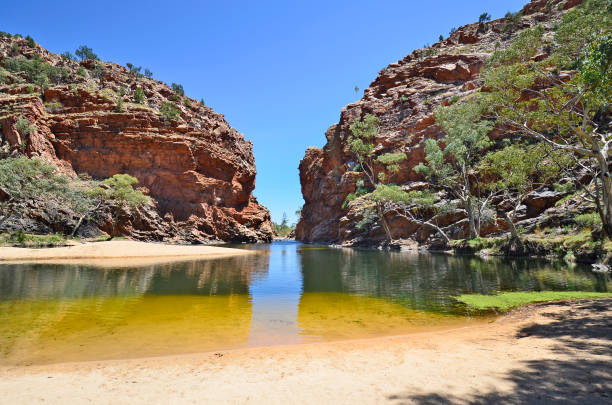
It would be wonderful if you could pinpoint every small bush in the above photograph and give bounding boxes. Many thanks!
[171,82,185,97]
[184,98,191,107]
[144,68,153,78]
[77,66,87,77]
[15,117,35,137]
[575,212,601,228]
[160,101,180,123]
[44,101,62,113]
[134,87,145,104]
[25,35,35,48]
[61,51,76,61]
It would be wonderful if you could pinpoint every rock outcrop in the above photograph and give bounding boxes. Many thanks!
[0,38,274,242]
[296,0,581,246]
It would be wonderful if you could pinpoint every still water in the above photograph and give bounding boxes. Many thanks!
[0,241,608,365]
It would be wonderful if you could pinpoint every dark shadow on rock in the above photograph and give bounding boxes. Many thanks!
[387,300,612,405]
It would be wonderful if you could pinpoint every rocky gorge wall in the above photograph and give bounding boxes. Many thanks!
[296,0,584,247]
[0,38,274,242]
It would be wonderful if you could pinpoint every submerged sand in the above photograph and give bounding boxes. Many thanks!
[0,240,253,267]
[0,299,609,404]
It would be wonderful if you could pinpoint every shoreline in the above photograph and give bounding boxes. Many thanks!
[1,299,609,404]
[0,240,255,267]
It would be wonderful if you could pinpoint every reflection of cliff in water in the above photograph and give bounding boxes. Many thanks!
[0,253,270,300]
[298,246,606,313]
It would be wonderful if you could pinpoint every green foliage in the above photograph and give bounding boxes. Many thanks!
[44,101,62,113]
[579,33,612,105]
[479,143,567,194]
[488,26,544,67]
[184,98,191,107]
[126,62,142,75]
[575,212,602,228]
[116,97,123,112]
[25,35,35,48]
[171,82,185,97]
[553,0,611,69]
[77,66,87,77]
[478,12,491,23]
[2,55,69,86]
[144,68,153,78]
[348,114,379,161]
[439,35,444,41]
[502,11,523,34]
[134,87,145,104]
[449,95,460,105]
[15,117,35,137]
[456,291,612,311]
[273,212,294,237]
[449,27,457,36]
[355,207,378,230]
[0,157,96,231]
[415,99,493,181]
[376,152,407,173]
[160,101,180,123]
[89,174,149,237]
[200,98,206,106]
[0,232,69,248]
[75,45,98,61]
[60,51,77,61]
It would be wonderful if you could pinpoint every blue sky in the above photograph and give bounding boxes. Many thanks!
[2,0,526,224]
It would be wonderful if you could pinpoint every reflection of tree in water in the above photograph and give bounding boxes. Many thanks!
[298,247,607,313]
[0,253,270,300]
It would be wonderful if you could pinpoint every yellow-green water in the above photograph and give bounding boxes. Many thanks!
[0,241,608,365]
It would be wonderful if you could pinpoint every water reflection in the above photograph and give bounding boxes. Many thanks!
[0,241,608,365]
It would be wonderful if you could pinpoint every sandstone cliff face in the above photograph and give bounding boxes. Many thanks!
[0,39,274,242]
[296,0,582,246]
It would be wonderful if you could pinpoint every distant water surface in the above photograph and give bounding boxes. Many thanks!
[0,241,608,365]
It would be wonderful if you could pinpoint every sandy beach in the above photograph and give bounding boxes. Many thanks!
[0,299,609,405]
[0,240,254,267]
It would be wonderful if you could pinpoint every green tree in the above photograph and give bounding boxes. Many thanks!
[482,0,612,236]
[479,144,566,244]
[75,45,98,61]
[414,99,494,239]
[89,174,149,238]
[171,83,185,97]
[345,114,409,242]
[144,68,153,78]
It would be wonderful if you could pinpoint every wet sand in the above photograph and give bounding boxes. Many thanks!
[0,299,609,404]
[0,240,254,267]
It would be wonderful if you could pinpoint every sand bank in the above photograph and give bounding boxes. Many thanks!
[0,299,609,404]
[0,240,253,267]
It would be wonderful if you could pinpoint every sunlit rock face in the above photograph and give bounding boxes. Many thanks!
[0,38,274,243]
[296,0,580,246]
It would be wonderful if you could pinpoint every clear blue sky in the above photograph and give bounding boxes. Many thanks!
[2,0,526,224]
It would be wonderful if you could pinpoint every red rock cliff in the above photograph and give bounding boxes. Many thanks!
[0,39,274,242]
[296,0,582,246]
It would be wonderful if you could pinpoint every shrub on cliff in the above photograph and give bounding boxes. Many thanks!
[160,101,180,123]
[134,87,145,104]
[171,82,185,98]
[89,174,149,238]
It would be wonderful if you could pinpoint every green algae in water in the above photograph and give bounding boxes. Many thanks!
[456,291,612,311]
